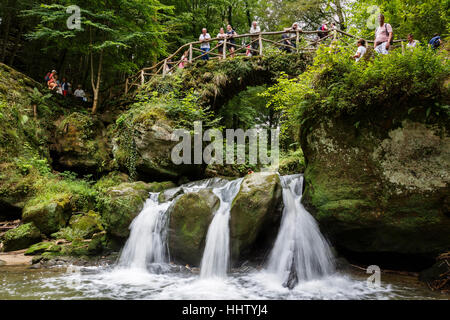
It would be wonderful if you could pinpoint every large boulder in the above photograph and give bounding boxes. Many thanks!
[51,112,113,174]
[99,182,153,239]
[168,189,220,265]
[301,117,450,262]
[22,196,71,235]
[112,106,203,181]
[230,172,283,264]
[1,223,41,252]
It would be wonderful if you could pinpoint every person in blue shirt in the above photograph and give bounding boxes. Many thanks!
[429,34,442,50]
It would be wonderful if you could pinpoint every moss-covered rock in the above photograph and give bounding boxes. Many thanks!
[0,64,56,219]
[99,182,153,239]
[301,116,450,260]
[25,241,60,255]
[51,112,113,174]
[22,195,71,235]
[69,211,103,238]
[1,223,41,252]
[148,181,177,193]
[230,172,283,263]
[52,211,103,241]
[168,189,219,265]
[113,108,202,181]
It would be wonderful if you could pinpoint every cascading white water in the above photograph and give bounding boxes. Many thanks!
[200,178,243,278]
[267,174,334,285]
[118,179,228,271]
[118,193,171,269]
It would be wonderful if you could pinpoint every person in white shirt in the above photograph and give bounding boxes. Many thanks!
[406,33,419,49]
[74,85,87,102]
[249,21,261,55]
[353,39,367,62]
[199,28,211,61]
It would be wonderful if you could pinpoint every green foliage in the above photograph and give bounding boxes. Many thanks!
[347,0,449,43]
[263,44,450,128]
[278,148,306,175]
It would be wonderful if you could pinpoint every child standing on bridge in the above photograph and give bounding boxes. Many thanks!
[226,25,238,58]
[199,28,211,61]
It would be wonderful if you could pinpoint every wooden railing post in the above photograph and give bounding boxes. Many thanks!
[189,44,193,63]
[125,77,129,94]
[223,39,227,59]
[258,33,263,56]
[140,70,144,86]
[163,59,167,76]
[296,30,299,53]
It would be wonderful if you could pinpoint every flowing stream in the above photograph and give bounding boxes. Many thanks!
[0,175,443,300]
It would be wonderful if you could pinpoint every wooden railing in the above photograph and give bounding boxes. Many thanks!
[125,28,406,94]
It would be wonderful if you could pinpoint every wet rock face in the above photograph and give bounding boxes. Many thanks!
[301,116,450,260]
[51,112,113,175]
[168,189,219,266]
[230,172,283,264]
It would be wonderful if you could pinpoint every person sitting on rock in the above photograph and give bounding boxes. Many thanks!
[74,85,87,102]
[47,73,59,91]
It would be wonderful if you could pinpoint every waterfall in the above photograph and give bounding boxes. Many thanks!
[200,178,243,278]
[118,179,228,271]
[118,193,171,269]
[267,174,334,287]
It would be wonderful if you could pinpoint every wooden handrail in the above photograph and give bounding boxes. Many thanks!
[125,28,408,93]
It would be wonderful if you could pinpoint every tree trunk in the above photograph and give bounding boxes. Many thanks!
[228,5,233,26]
[333,0,346,30]
[244,0,252,27]
[90,50,103,114]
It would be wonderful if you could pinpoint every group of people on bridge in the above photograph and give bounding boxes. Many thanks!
[192,14,444,64]
[351,14,443,62]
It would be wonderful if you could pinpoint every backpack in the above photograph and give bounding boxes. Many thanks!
[378,23,394,45]
[45,72,51,82]
[430,36,441,49]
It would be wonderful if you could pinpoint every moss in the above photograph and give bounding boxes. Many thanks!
[22,194,72,235]
[278,149,306,175]
[301,111,450,258]
[1,223,42,252]
[53,112,113,174]
[98,182,152,238]
[25,241,60,255]
[168,189,219,265]
[94,171,130,192]
[230,173,283,262]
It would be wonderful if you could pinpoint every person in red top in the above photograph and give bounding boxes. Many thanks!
[374,14,393,55]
